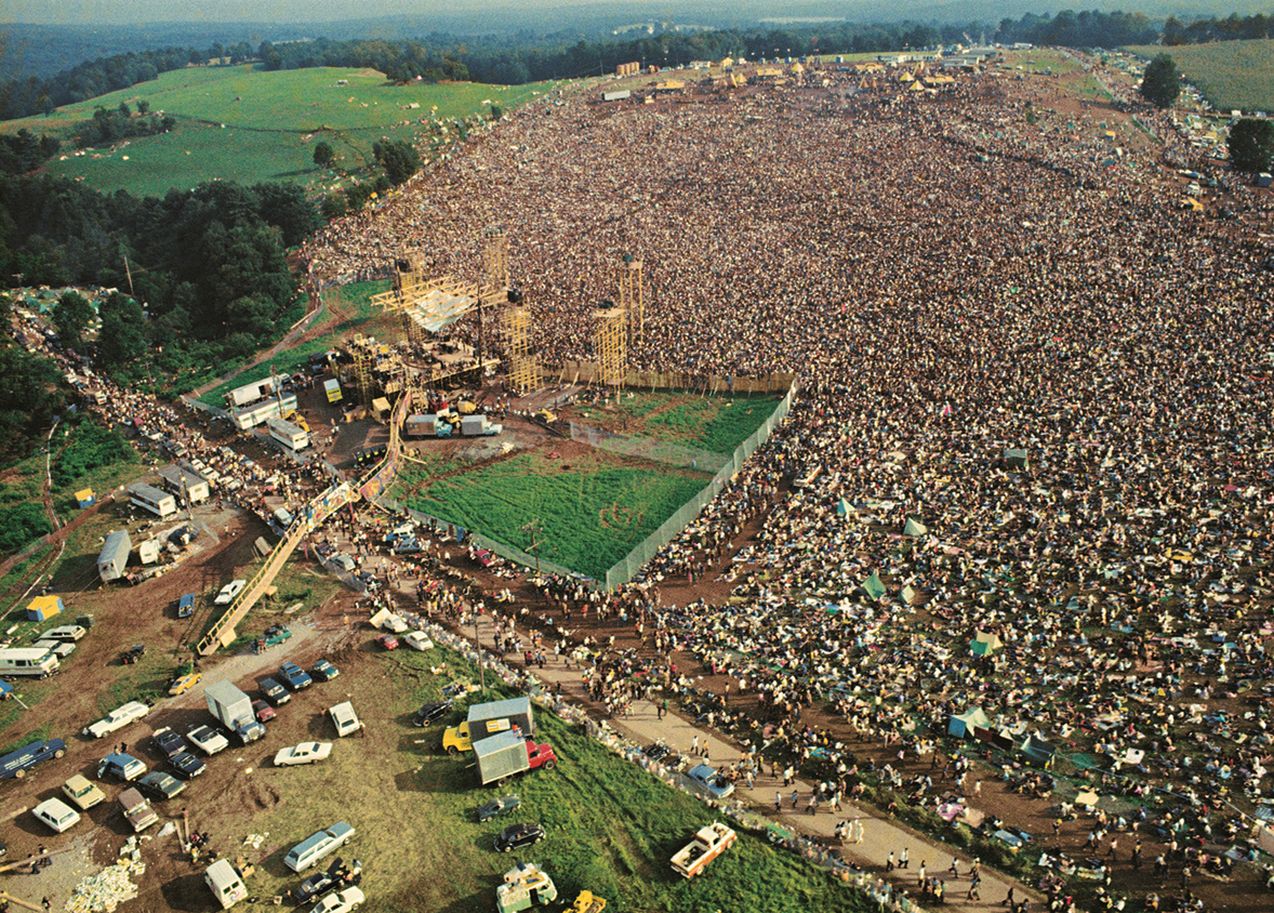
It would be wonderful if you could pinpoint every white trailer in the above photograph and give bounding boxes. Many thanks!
[229,394,297,431]
[128,482,178,518]
[267,417,311,452]
[97,529,132,583]
[225,376,278,408]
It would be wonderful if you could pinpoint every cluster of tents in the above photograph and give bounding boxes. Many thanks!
[946,705,1059,770]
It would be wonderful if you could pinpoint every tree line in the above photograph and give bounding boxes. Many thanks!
[4,9,1271,124]
[0,174,319,390]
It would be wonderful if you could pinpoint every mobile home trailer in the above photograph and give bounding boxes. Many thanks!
[157,465,211,504]
[128,483,178,518]
[225,376,279,408]
[229,394,297,431]
[267,417,310,452]
[97,529,132,583]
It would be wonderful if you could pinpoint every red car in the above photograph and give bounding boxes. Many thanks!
[378,634,400,651]
[252,700,277,723]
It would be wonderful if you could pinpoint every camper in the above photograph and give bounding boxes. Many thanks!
[0,647,59,678]
[157,464,211,504]
[205,859,249,909]
[128,483,178,518]
[323,378,343,404]
[229,394,298,431]
[225,376,278,408]
[268,417,311,452]
[97,529,132,582]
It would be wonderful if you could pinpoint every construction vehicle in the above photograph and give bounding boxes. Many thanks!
[533,408,556,424]
[495,862,557,913]
[567,891,607,912]
[671,822,737,878]
[282,410,311,434]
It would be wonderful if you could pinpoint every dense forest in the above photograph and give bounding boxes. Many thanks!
[0,175,319,389]
[4,10,1272,122]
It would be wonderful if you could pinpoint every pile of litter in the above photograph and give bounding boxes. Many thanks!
[64,840,145,913]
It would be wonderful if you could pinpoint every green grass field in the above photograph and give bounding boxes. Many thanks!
[4,65,559,197]
[197,278,390,406]
[409,447,710,578]
[572,392,783,456]
[1126,39,1274,112]
[238,645,869,913]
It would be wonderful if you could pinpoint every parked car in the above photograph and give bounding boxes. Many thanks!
[412,700,451,727]
[120,643,146,665]
[84,700,151,738]
[97,752,147,782]
[33,798,82,833]
[392,537,421,555]
[186,725,230,756]
[311,887,365,913]
[170,751,207,780]
[214,580,247,605]
[284,822,356,872]
[118,787,158,833]
[62,774,106,810]
[154,727,190,758]
[274,742,333,767]
[43,625,87,642]
[253,700,277,723]
[259,676,292,705]
[328,702,362,738]
[494,823,546,853]
[476,795,520,823]
[311,658,340,682]
[402,631,434,652]
[377,634,399,651]
[279,662,313,691]
[137,770,187,801]
[291,858,362,904]
[686,763,735,800]
[167,671,203,696]
[176,593,196,618]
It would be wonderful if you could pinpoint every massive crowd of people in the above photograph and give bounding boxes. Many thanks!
[303,53,1274,912]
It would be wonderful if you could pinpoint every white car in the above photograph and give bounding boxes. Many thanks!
[35,639,76,659]
[33,798,82,833]
[274,742,333,767]
[43,624,87,642]
[311,887,365,913]
[214,579,247,605]
[187,724,230,756]
[84,700,151,738]
[402,631,434,652]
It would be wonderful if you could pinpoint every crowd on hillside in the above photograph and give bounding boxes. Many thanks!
[303,59,1272,912]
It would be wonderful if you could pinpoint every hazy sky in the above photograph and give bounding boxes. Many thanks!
[3,0,645,26]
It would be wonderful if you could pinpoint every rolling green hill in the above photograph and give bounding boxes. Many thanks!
[1126,39,1274,113]
[4,64,559,197]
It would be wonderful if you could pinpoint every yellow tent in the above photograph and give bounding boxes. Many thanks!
[909,80,927,93]
[898,71,914,82]
[790,62,805,74]
[26,594,63,622]
[720,57,735,69]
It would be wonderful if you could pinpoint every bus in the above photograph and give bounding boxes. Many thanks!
[0,647,60,678]
[267,417,310,452]
[128,482,178,518]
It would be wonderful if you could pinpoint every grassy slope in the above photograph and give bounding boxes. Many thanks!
[244,646,868,913]
[6,65,559,197]
[410,449,710,578]
[1126,39,1274,112]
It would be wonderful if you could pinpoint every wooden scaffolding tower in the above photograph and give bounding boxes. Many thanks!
[593,304,627,389]
[506,306,538,393]
[618,254,645,346]
[348,335,375,405]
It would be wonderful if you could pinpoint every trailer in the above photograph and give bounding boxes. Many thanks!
[473,731,557,786]
[229,394,297,431]
[158,464,211,504]
[671,822,736,878]
[97,527,132,583]
[128,482,178,518]
[205,680,265,743]
[267,417,311,452]
[225,376,278,408]
[323,378,343,404]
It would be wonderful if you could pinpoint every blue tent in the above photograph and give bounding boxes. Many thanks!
[947,707,991,739]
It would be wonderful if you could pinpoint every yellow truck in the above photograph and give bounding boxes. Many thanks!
[567,892,606,913]
[323,379,343,404]
[443,698,535,755]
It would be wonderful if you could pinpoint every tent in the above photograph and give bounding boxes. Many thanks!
[861,572,886,600]
[903,517,927,537]
[74,488,96,508]
[948,707,991,738]
[836,498,851,517]
[1019,733,1057,768]
[26,595,63,622]
[971,630,1004,656]
[1075,789,1100,811]
[1003,447,1029,469]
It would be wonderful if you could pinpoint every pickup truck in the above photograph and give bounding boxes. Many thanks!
[84,701,151,739]
[119,787,159,832]
[670,822,736,879]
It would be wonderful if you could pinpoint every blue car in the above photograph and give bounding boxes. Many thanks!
[176,593,196,619]
[311,658,340,682]
[279,661,313,691]
[686,763,735,800]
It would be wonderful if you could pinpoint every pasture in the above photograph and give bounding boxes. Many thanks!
[1126,39,1274,112]
[5,65,559,197]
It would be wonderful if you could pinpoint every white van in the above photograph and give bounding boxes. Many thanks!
[328,702,362,738]
[0,647,59,678]
[205,859,248,909]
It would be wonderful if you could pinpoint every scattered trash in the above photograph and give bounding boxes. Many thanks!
[243,833,267,850]
[64,854,145,913]
[157,822,176,838]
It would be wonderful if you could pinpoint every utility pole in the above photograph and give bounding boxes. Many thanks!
[473,603,485,693]
[521,518,543,575]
